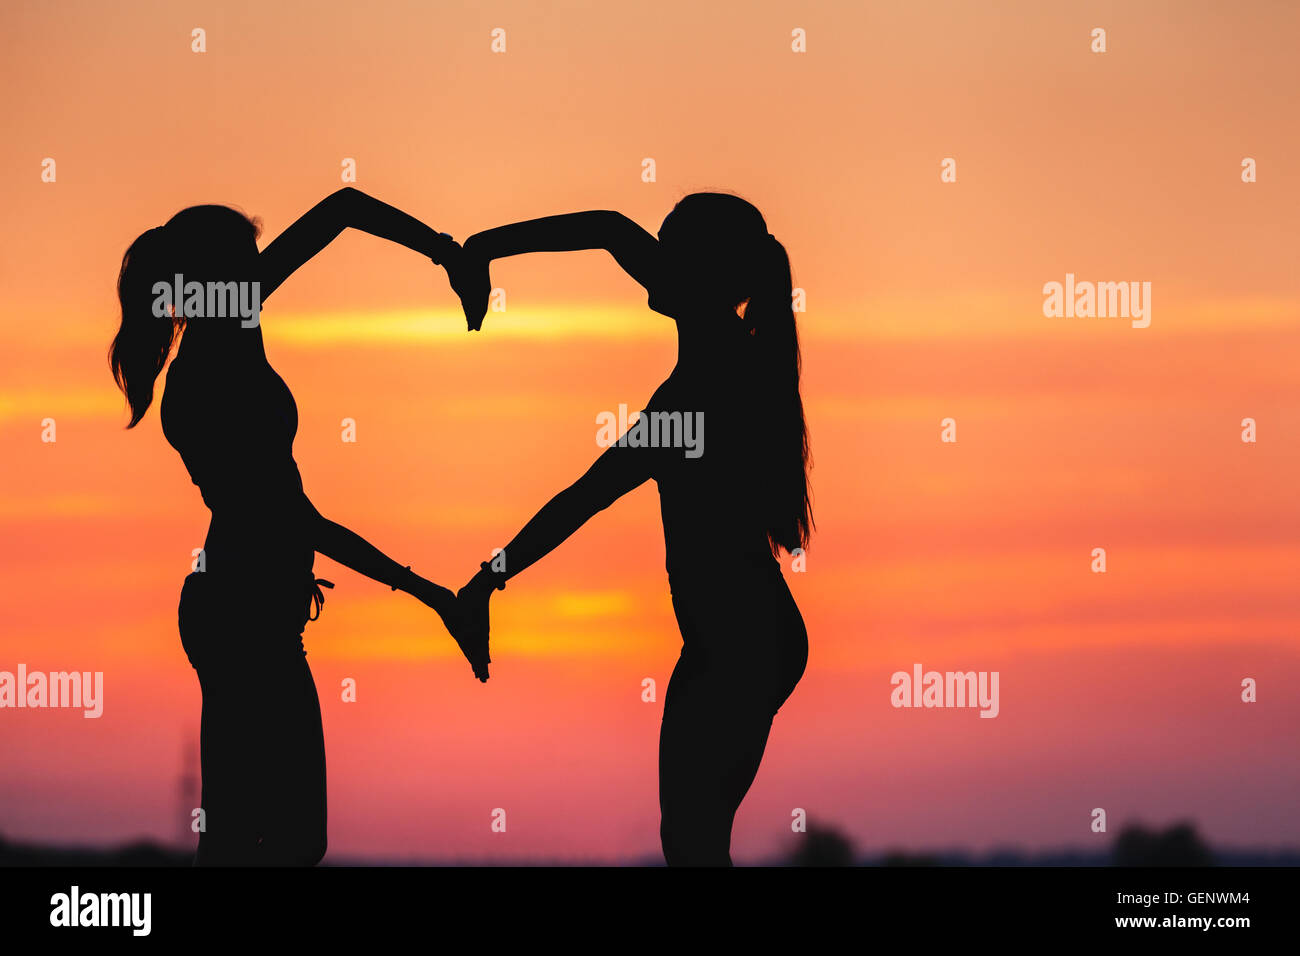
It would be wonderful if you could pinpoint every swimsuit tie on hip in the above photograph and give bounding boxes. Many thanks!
[308,578,334,621]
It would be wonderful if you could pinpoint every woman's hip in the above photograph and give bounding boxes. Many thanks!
[177,571,327,671]
[665,595,807,715]
[669,572,807,653]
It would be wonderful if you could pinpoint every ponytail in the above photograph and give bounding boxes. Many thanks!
[744,234,813,555]
[109,226,179,428]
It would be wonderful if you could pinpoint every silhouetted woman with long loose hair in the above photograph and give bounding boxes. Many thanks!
[110,188,483,865]
[452,192,812,865]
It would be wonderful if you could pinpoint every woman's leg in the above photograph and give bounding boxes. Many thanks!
[193,649,326,866]
[658,651,777,866]
[193,665,263,865]
[258,651,328,865]
[658,587,808,866]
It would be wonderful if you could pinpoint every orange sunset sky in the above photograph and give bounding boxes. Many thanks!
[1,0,1298,862]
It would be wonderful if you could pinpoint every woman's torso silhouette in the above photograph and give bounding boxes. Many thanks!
[162,330,314,600]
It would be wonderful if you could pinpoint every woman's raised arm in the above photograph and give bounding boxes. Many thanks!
[258,187,456,300]
[457,211,661,328]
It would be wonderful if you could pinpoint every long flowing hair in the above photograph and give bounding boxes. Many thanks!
[664,192,813,554]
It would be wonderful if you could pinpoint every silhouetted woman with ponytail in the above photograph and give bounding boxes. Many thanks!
[452,192,812,866]
[110,188,484,865]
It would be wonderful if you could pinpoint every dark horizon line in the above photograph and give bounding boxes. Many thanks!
[3,833,1299,868]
